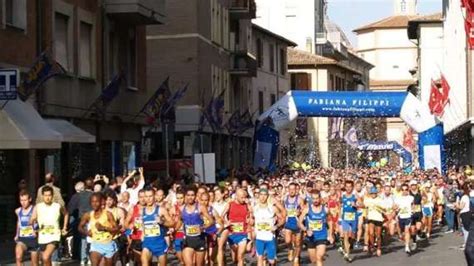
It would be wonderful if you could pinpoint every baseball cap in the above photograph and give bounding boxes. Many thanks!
[369,187,378,194]
[409,180,418,186]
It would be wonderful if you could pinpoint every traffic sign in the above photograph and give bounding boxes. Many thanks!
[0,69,19,100]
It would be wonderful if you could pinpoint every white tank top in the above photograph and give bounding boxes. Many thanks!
[37,202,61,244]
[254,203,275,241]
[212,201,227,229]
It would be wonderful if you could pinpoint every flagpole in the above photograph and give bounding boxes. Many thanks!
[165,123,170,179]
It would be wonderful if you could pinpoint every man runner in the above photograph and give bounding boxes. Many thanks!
[15,190,39,266]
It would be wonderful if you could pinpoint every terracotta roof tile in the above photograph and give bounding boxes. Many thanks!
[287,48,337,65]
[370,79,414,87]
[353,15,420,33]
[409,12,443,22]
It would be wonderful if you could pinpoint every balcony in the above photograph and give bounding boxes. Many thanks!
[229,0,256,20]
[315,32,327,45]
[105,0,165,25]
[229,52,257,77]
[322,41,348,61]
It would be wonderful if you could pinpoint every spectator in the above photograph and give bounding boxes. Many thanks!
[120,167,145,205]
[35,173,65,208]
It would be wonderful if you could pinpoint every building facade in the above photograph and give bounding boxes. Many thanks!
[287,48,374,168]
[0,0,165,237]
[145,0,295,171]
[253,0,326,54]
[354,0,420,166]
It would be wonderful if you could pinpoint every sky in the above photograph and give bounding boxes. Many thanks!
[327,0,443,46]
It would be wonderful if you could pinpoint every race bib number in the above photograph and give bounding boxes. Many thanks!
[19,226,34,237]
[143,224,161,237]
[287,209,297,217]
[134,218,142,230]
[344,212,356,221]
[93,231,111,242]
[308,220,323,231]
[40,225,57,235]
[256,222,271,231]
[413,205,421,213]
[400,207,409,215]
[231,222,244,233]
[185,225,201,236]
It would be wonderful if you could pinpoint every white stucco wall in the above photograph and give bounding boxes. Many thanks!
[357,28,417,81]
[254,0,316,53]
[418,23,444,105]
[442,0,468,133]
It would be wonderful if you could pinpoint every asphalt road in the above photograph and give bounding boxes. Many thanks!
[1,227,467,266]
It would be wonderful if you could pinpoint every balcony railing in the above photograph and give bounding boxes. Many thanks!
[229,52,257,77]
[229,0,256,20]
[105,0,166,25]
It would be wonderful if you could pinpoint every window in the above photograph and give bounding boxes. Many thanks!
[270,94,276,105]
[79,22,93,78]
[269,44,275,72]
[127,28,137,88]
[54,13,71,71]
[257,38,263,68]
[400,0,407,13]
[279,48,286,75]
[4,0,26,30]
[108,32,118,79]
[258,91,264,114]
[291,73,311,90]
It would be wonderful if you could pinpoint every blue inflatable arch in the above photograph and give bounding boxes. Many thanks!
[254,90,445,172]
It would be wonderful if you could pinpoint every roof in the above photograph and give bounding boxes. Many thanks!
[353,15,420,33]
[287,48,337,65]
[407,13,443,39]
[288,48,371,74]
[252,24,297,47]
[370,79,414,90]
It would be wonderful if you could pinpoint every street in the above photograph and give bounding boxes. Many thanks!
[1,227,466,266]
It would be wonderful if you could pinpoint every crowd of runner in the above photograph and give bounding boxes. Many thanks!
[12,166,474,265]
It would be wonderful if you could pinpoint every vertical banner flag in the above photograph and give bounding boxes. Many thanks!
[19,51,66,101]
[344,127,358,148]
[93,73,124,116]
[160,83,189,123]
[202,90,225,132]
[462,0,474,48]
[428,75,450,117]
[137,77,170,125]
[330,117,344,139]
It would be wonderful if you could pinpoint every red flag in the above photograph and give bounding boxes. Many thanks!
[429,79,444,116]
[403,128,415,151]
[465,5,474,48]
[440,74,451,103]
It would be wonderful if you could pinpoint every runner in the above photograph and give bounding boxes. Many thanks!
[178,186,214,266]
[212,187,230,266]
[125,189,146,265]
[78,192,119,266]
[252,188,285,266]
[364,186,385,256]
[381,183,396,238]
[421,181,436,239]
[170,189,186,265]
[222,188,251,266]
[104,190,127,265]
[200,191,224,266]
[140,187,173,266]
[339,180,358,262]
[409,180,423,248]
[30,186,69,266]
[15,190,39,266]
[394,183,415,255]
[283,182,304,264]
[298,189,330,266]
[327,186,340,245]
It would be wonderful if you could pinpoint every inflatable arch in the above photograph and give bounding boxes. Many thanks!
[254,90,445,172]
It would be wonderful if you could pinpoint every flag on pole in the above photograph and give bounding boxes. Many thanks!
[429,75,450,117]
[403,128,415,151]
[202,90,225,132]
[225,110,242,135]
[160,83,189,123]
[18,51,66,101]
[330,117,344,139]
[237,110,255,134]
[463,1,474,49]
[344,127,358,148]
[137,77,171,125]
[92,73,124,116]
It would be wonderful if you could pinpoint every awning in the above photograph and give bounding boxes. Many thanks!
[45,119,96,143]
[0,100,62,149]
